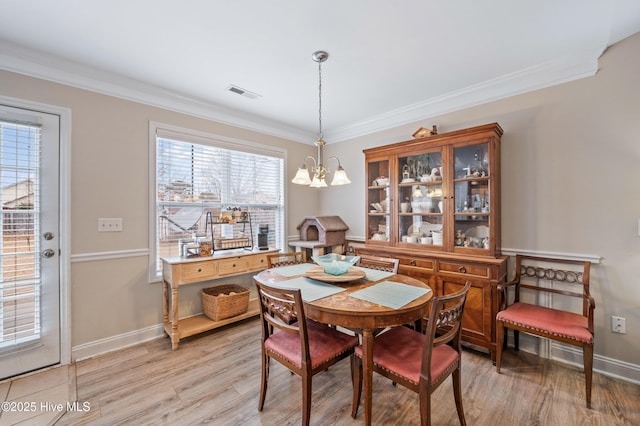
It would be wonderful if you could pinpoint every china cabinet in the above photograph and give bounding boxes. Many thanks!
[357,122,507,360]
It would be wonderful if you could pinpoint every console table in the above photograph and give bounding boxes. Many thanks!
[161,248,278,349]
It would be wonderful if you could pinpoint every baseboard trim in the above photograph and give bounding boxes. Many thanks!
[550,341,640,385]
[507,333,640,385]
[73,323,640,386]
[71,324,164,362]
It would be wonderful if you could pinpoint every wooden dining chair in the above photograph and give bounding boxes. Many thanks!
[254,279,359,426]
[351,281,471,426]
[355,254,399,273]
[267,251,307,268]
[496,254,594,407]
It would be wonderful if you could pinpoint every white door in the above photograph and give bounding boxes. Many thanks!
[0,104,60,379]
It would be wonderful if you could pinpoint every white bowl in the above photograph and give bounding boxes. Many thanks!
[312,253,360,275]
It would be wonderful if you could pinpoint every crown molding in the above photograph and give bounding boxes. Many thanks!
[325,48,604,143]
[0,41,314,144]
[0,41,603,145]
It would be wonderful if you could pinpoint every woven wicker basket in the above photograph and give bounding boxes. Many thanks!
[202,284,250,321]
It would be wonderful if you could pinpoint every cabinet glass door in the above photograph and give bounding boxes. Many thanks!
[397,151,443,248]
[453,143,490,251]
[366,158,390,243]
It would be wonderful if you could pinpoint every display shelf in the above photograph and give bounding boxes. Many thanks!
[168,299,260,340]
[363,122,502,257]
[204,211,253,253]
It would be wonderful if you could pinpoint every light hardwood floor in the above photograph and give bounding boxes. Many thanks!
[5,317,640,425]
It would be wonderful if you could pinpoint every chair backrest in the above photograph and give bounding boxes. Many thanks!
[422,281,471,378]
[512,254,592,320]
[355,254,399,273]
[254,279,310,362]
[267,251,307,268]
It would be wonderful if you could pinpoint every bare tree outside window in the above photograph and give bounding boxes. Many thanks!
[154,137,284,275]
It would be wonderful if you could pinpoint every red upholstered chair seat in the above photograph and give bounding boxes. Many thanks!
[354,326,459,385]
[265,319,359,369]
[255,279,358,425]
[496,302,592,343]
[495,254,594,408]
[351,281,471,425]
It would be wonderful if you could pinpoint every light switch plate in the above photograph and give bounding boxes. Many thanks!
[98,218,123,232]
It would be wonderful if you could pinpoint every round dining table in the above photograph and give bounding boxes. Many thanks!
[254,267,433,426]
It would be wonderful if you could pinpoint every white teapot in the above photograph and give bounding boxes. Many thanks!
[430,167,441,181]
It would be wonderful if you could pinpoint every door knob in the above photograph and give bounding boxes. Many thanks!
[43,232,55,240]
[42,249,55,258]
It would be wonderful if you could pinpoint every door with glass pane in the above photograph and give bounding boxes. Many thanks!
[397,149,444,248]
[0,104,60,379]
[452,141,494,255]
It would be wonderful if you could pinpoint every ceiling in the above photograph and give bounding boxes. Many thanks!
[1,1,639,143]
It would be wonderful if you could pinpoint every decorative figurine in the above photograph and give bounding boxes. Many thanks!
[402,165,410,181]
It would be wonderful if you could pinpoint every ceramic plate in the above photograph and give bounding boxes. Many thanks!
[304,267,366,283]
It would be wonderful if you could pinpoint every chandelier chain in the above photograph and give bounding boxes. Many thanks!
[290,50,350,186]
[318,59,323,140]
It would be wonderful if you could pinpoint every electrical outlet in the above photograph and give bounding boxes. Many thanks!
[611,316,626,334]
[98,218,123,232]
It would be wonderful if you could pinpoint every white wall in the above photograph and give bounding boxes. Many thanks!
[0,70,317,349]
[323,32,640,373]
[0,30,638,380]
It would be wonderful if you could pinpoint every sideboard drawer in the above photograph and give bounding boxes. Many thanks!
[218,257,250,276]
[246,253,268,271]
[181,261,217,283]
[397,256,435,271]
[438,261,489,278]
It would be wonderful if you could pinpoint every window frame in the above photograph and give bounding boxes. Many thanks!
[148,121,287,283]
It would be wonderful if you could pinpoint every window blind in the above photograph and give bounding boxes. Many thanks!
[0,120,41,349]
[153,128,285,276]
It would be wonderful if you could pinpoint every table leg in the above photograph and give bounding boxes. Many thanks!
[362,329,374,426]
[162,279,169,331]
[171,284,179,350]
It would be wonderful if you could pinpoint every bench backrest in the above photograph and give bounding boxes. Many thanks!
[512,254,592,319]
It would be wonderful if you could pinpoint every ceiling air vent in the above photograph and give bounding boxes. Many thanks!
[226,85,261,100]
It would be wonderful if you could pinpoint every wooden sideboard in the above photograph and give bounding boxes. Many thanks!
[161,248,278,349]
[352,243,507,360]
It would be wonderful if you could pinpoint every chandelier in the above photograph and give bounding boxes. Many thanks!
[291,51,351,187]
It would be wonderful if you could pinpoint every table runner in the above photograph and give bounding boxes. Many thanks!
[349,280,431,309]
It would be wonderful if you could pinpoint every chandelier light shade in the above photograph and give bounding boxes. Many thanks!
[292,50,351,187]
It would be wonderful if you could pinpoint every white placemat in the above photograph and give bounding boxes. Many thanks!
[269,263,317,277]
[270,277,346,301]
[354,267,395,282]
[349,281,431,309]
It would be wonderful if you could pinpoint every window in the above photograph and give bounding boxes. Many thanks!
[149,123,285,280]
[0,118,41,348]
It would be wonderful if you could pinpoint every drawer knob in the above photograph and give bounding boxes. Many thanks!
[410,260,416,266]
[232,263,236,267]
[458,266,467,273]
[197,268,202,272]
